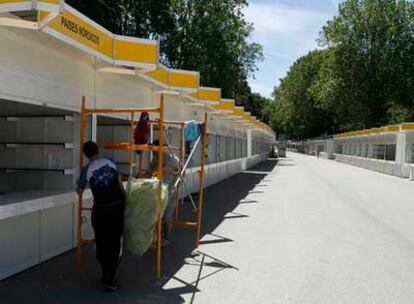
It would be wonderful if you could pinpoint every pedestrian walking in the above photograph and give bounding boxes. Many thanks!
[77,141,125,291]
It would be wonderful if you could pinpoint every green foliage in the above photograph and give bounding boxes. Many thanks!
[66,0,125,33]
[268,50,334,140]
[66,0,265,118]
[242,92,272,121]
[269,0,414,139]
[319,0,414,129]
[164,1,263,99]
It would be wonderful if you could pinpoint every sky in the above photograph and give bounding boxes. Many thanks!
[245,0,342,97]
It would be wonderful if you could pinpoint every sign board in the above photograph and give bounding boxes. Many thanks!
[43,4,114,63]
[1,1,160,74]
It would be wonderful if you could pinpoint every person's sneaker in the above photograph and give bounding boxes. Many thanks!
[103,284,117,291]
[102,276,117,292]
[103,282,117,291]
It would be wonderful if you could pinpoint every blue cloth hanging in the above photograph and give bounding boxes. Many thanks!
[184,120,200,142]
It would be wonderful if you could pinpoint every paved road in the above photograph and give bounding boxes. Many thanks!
[3,154,414,303]
[169,153,414,303]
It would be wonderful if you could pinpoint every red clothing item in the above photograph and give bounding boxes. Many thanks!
[134,112,150,153]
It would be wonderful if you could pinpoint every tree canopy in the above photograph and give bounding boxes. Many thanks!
[265,50,334,140]
[268,0,414,139]
[66,0,266,116]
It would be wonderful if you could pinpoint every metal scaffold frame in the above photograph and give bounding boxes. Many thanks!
[76,94,208,279]
[153,114,208,248]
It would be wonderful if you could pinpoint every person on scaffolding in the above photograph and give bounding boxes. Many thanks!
[76,141,125,291]
[149,139,180,247]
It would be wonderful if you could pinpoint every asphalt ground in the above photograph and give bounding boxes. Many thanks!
[3,153,414,303]
[0,158,277,304]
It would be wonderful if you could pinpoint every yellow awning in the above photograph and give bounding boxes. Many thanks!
[143,65,200,93]
[401,123,414,131]
[114,36,158,69]
[0,0,62,12]
[233,106,244,117]
[242,111,253,124]
[0,1,159,71]
[215,99,235,113]
[382,125,400,133]
[190,87,221,105]
[333,123,406,139]
[0,0,33,13]
[169,69,199,93]
[143,65,170,88]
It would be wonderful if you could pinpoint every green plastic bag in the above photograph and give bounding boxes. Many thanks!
[123,177,168,256]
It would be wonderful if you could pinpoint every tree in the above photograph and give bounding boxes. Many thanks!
[244,93,272,121]
[66,0,125,33]
[66,0,264,117]
[269,50,334,140]
[317,0,414,129]
[162,1,263,99]
[268,0,414,139]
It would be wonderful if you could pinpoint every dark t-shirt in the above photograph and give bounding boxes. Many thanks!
[78,157,124,205]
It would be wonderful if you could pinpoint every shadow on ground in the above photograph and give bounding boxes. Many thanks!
[0,159,278,304]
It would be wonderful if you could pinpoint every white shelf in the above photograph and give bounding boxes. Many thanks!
[0,168,74,175]
[116,162,137,167]
[1,115,73,122]
[0,142,73,149]
[0,189,93,220]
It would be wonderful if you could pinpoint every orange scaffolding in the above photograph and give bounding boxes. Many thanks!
[76,95,208,278]
[152,115,208,248]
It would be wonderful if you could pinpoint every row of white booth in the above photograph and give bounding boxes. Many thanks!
[0,1,275,280]
[289,124,414,179]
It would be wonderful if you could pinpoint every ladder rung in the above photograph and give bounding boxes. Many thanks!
[80,239,95,245]
[173,221,197,228]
